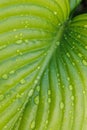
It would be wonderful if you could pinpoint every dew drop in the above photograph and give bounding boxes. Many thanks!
[20,79,26,84]
[77,35,81,38]
[83,90,86,94]
[30,120,35,129]
[84,25,87,28]
[69,85,73,91]
[71,96,74,101]
[2,74,8,80]
[60,102,64,109]
[37,66,40,70]
[85,46,87,49]
[48,90,51,95]
[78,53,82,58]
[82,60,87,66]
[9,70,15,74]
[56,41,60,46]
[28,89,34,97]
[48,97,51,103]
[46,120,48,124]
[16,39,22,44]
[34,96,39,105]
[0,94,4,100]
[36,86,40,92]
[66,52,70,57]
[54,11,57,15]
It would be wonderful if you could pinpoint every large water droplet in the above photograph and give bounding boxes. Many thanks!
[30,120,35,129]
[83,60,87,66]
[69,85,73,91]
[48,97,51,103]
[28,89,34,97]
[0,94,4,101]
[2,74,8,79]
[60,102,64,109]
[71,96,74,101]
[34,96,39,105]
[20,79,26,84]
[16,39,22,44]
[36,86,40,92]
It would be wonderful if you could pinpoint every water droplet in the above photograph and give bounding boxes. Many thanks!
[84,25,87,28]
[34,79,38,84]
[85,46,87,49]
[0,45,7,50]
[36,86,40,92]
[13,29,17,32]
[54,11,57,15]
[67,77,70,81]
[78,53,82,58]
[28,89,34,97]
[37,66,40,70]
[30,120,35,129]
[34,96,39,105]
[25,39,28,43]
[46,120,48,124]
[9,70,15,74]
[48,90,51,95]
[82,60,87,66]
[20,79,26,84]
[56,41,60,46]
[83,90,86,94]
[60,102,64,109]
[2,74,8,79]
[71,96,74,101]
[69,85,73,90]
[16,39,22,44]
[48,98,51,103]
[77,35,81,38]
[66,52,70,57]
[0,94,4,100]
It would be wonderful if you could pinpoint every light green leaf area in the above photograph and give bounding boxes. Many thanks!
[69,0,81,11]
[0,0,87,130]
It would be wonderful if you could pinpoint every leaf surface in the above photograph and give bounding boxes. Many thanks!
[0,0,87,130]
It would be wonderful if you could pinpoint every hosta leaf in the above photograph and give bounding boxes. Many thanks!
[0,0,87,130]
[69,0,81,11]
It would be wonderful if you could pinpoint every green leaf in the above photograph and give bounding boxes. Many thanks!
[0,0,87,130]
[69,0,81,11]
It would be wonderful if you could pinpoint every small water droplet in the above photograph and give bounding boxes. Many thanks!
[36,86,40,92]
[28,89,34,97]
[69,85,73,90]
[56,41,60,46]
[34,96,39,105]
[78,53,82,58]
[34,79,38,84]
[16,39,22,44]
[66,52,70,57]
[46,120,48,124]
[60,102,64,109]
[9,70,15,74]
[48,90,51,95]
[77,35,81,38]
[0,45,7,50]
[48,97,51,103]
[37,66,40,70]
[30,120,35,129]
[2,74,8,79]
[71,96,74,101]
[0,94,4,100]
[20,79,26,84]
[83,90,86,94]
[85,46,87,49]
[54,11,57,15]
[13,29,17,32]
[82,60,87,66]
[84,25,87,28]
